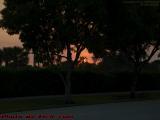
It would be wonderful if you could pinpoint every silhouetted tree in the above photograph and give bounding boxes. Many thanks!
[104,0,160,98]
[100,51,132,73]
[0,0,106,103]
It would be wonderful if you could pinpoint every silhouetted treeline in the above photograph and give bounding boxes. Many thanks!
[0,67,160,98]
[0,47,29,68]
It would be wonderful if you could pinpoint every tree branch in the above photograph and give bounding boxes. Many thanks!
[143,44,159,63]
[66,43,72,63]
[54,53,67,59]
[122,48,136,64]
[74,45,85,66]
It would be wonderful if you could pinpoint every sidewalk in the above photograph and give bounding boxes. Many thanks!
[4,100,160,120]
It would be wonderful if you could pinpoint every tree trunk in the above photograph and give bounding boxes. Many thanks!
[130,65,140,99]
[64,83,72,104]
[63,60,74,104]
[63,43,74,104]
[5,61,9,67]
[33,56,37,67]
[130,78,137,98]
[64,69,72,104]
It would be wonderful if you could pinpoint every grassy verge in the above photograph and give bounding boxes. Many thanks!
[0,91,160,113]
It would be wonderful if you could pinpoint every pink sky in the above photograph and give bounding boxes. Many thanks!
[0,29,22,48]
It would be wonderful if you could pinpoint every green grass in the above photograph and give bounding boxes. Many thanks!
[1,91,160,113]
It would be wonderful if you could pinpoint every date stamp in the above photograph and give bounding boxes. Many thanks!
[0,114,74,120]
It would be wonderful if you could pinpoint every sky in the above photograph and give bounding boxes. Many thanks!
[0,29,22,48]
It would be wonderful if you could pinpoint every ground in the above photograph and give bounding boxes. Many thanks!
[4,100,160,120]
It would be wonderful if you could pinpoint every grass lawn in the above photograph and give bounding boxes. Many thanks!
[0,91,160,113]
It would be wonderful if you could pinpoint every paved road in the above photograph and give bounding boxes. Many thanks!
[3,100,160,120]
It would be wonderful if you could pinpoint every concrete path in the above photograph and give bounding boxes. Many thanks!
[2,100,160,120]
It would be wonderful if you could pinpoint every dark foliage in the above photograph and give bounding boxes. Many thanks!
[0,68,159,98]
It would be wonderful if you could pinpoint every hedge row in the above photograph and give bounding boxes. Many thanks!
[0,68,160,98]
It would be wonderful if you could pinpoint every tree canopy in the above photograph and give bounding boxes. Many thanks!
[0,0,107,103]
[105,0,160,66]
[103,0,160,98]
[0,0,106,65]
